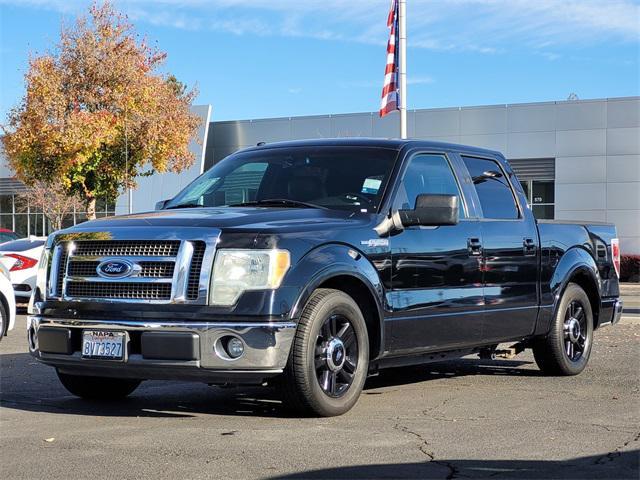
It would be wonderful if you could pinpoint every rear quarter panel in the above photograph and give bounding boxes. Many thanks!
[536,220,620,334]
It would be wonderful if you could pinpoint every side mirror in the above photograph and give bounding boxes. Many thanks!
[398,194,459,227]
[155,199,170,210]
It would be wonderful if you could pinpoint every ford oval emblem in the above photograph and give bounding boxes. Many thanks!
[96,259,134,279]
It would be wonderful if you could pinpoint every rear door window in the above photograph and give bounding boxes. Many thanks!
[462,156,519,220]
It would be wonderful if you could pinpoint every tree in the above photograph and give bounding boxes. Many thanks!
[1,1,201,220]
[16,181,85,232]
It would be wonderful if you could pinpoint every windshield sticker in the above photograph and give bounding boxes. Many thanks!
[361,177,382,194]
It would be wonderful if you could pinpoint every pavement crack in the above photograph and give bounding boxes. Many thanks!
[393,421,461,479]
[421,397,452,417]
[593,430,640,465]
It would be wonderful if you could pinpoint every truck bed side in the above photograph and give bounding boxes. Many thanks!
[535,219,620,333]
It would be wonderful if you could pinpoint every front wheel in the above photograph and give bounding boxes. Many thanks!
[533,283,594,375]
[57,371,141,400]
[281,288,369,417]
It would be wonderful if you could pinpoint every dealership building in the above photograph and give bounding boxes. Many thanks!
[1,96,638,254]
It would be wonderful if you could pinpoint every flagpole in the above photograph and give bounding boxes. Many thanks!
[398,0,407,139]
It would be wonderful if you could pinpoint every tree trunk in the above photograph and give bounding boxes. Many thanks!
[48,214,62,232]
[86,195,97,221]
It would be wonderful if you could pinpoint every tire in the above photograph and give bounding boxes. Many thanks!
[56,371,141,400]
[0,298,7,342]
[281,288,369,417]
[533,283,594,376]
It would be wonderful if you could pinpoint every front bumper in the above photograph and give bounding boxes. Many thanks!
[27,316,296,384]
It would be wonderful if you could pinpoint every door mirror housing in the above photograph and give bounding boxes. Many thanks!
[398,194,459,227]
[155,199,170,210]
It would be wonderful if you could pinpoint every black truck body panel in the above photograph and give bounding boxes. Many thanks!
[30,139,621,374]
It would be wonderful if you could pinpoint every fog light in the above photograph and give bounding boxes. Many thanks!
[226,337,244,359]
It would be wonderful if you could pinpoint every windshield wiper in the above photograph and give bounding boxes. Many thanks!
[229,199,328,209]
[164,202,203,210]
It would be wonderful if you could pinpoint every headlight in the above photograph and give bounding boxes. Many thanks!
[209,249,291,306]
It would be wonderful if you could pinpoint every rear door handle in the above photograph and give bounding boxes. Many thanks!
[467,238,482,256]
[523,238,536,256]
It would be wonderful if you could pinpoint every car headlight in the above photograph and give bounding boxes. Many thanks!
[209,249,291,306]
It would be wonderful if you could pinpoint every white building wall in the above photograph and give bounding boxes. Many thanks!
[115,104,211,215]
[208,97,640,254]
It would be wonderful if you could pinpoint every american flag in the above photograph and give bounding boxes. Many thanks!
[380,0,399,117]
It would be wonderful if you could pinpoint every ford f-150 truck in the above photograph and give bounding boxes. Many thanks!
[28,139,623,416]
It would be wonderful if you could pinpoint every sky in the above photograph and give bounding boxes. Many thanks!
[0,0,638,122]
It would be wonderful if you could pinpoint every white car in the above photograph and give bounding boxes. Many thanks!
[0,261,16,341]
[0,237,47,302]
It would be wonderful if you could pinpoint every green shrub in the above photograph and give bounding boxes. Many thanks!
[620,254,640,282]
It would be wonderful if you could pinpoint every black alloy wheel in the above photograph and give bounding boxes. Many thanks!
[563,299,589,362]
[315,314,358,398]
[533,282,594,376]
[281,288,369,417]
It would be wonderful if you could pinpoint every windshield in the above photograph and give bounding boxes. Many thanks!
[165,146,399,213]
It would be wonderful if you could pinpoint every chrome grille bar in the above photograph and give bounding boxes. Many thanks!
[46,229,219,305]
[171,241,194,303]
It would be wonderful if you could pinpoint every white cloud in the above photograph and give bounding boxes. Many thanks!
[2,0,638,54]
[407,75,435,85]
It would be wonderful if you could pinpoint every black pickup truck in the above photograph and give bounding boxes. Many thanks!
[28,139,623,416]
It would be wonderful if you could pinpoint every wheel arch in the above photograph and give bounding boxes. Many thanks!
[288,244,387,360]
[550,247,602,331]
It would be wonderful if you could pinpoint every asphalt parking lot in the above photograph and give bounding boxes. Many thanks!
[1,313,639,480]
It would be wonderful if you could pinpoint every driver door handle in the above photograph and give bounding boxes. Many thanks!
[467,238,483,256]
[523,238,536,256]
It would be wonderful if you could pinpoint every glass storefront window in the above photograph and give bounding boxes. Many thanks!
[532,181,554,205]
[0,214,13,230]
[0,193,115,237]
[533,204,554,219]
[14,214,28,237]
[29,214,46,236]
[61,214,75,229]
[0,195,13,215]
[520,180,555,219]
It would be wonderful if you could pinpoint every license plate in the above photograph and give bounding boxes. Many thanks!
[81,330,125,360]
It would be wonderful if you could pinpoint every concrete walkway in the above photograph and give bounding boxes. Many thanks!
[621,283,640,325]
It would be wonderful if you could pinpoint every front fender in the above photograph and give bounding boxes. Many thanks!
[282,243,386,354]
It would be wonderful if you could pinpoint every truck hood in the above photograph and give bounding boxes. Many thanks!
[62,207,374,233]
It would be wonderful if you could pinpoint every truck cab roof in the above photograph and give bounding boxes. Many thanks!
[242,137,503,159]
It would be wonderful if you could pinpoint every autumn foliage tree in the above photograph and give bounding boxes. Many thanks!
[2,1,201,220]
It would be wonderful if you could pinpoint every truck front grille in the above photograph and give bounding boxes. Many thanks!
[67,261,175,278]
[186,241,206,300]
[51,238,211,304]
[73,240,180,257]
[66,281,172,300]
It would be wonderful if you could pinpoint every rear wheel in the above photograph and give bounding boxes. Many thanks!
[57,371,141,400]
[533,283,593,375]
[281,288,369,417]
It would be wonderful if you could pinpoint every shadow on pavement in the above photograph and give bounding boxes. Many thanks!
[265,450,640,479]
[2,351,536,419]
